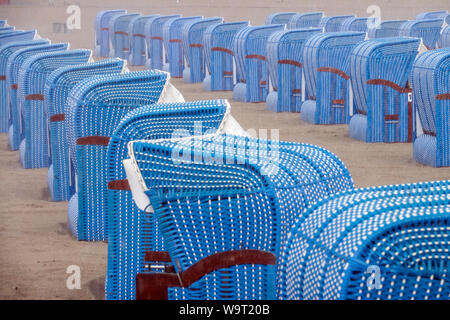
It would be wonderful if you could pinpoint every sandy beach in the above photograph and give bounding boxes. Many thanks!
[0,0,449,300]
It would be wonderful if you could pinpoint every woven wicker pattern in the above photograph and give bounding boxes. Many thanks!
[340,17,369,32]
[7,43,68,151]
[128,15,158,66]
[319,15,354,32]
[412,48,450,167]
[265,12,297,25]
[126,134,354,299]
[282,180,450,300]
[287,12,323,29]
[203,21,248,91]
[232,25,285,103]
[415,10,448,20]
[45,59,124,201]
[17,49,92,169]
[399,19,444,50]
[367,20,408,38]
[65,70,182,241]
[439,25,450,48]
[301,32,365,125]
[94,10,126,57]
[106,99,240,300]
[348,38,420,143]
[266,28,321,112]
[181,17,223,83]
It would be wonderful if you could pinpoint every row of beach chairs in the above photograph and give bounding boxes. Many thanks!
[0,10,448,300]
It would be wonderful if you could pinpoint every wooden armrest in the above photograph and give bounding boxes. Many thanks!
[136,249,276,300]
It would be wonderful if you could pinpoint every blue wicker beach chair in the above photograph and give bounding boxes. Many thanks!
[128,15,158,66]
[160,17,185,72]
[412,48,450,167]
[340,17,369,32]
[7,43,67,151]
[0,26,15,34]
[415,10,448,20]
[181,17,223,83]
[124,134,354,299]
[109,13,140,59]
[348,38,420,143]
[17,49,91,169]
[367,20,408,38]
[105,99,247,300]
[45,59,124,202]
[147,15,181,71]
[66,70,184,242]
[266,12,297,25]
[163,16,202,78]
[94,9,126,57]
[0,30,36,48]
[266,28,321,113]
[0,33,38,132]
[287,12,323,29]
[282,179,450,300]
[0,20,6,27]
[399,19,444,49]
[438,25,450,48]
[232,25,285,103]
[202,21,249,91]
[319,15,354,32]
[301,32,365,125]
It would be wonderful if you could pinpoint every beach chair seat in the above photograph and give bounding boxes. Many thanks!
[17,49,91,169]
[66,70,184,241]
[232,25,285,103]
[109,13,140,59]
[349,38,420,143]
[399,19,444,50]
[45,59,124,201]
[181,17,223,83]
[147,15,181,70]
[266,12,297,25]
[287,12,323,29]
[412,48,450,167]
[7,43,67,151]
[202,21,248,91]
[367,20,408,38]
[319,15,354,32]
[94,10,126,57]
[105,99,246,300]
[282,180,450,300]
[163,16,202,78]
[124,134,354,299]
[301,32,365,125]
[128,15,158,66]
[266,28,321,112]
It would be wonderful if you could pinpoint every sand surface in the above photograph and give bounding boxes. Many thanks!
[1,0,449,300]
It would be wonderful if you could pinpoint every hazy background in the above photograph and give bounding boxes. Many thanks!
[1,0,448,50]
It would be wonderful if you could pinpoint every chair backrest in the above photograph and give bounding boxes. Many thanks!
[340,17,369,32]
[128,15,158,66]
[367,19,408,38]
[109,13,140,59]
[399,19,444,49]
[148,15,182,70]
[415,10,448,20]
[319,15,354,32]
[163,16,202,77]
[6,43,68,151]
[125,134,354,299]
[65,70,184,241]
[45,58,124,201]
[266,12,297,25]
[106,99,246,300]
[350,37,420,117]
[203,21,249,90]
[181,17,223,83]
[17,49,91,169]
[0,26,15,34]
[438,25,450,48]
[0,20,6,28]
[94,9,126,57]
[282,179,450,300]
[0,30,36,48]
[411,48,450,167]
[287,12,323,29]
